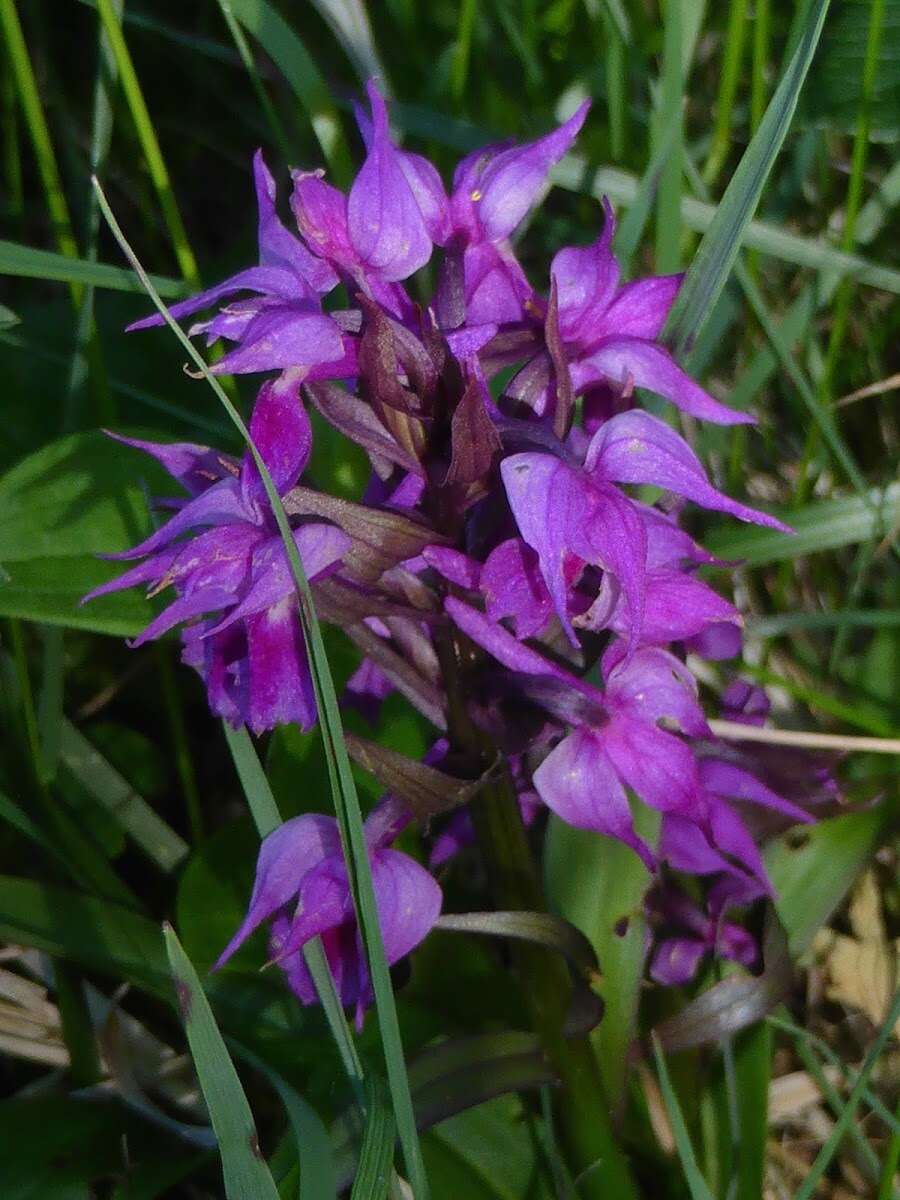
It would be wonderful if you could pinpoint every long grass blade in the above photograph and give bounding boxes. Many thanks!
[163,923,281,1200]
[350,1077,395,1200]
[651,0,683,273]
[0,238,185,295]
[651,1034,715,1200]
[92,179,428,1197]
[663,0,831,356]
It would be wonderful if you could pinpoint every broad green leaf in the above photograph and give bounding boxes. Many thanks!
[0,238,185,295]
[544,811,656,1107]
[164,924,281,1200]
[804,0,900,135]
[705,483,900,565]
[664,0,831,356]
[0,556,151,635]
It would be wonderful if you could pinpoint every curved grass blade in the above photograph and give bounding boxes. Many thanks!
[226,0,353,186]
[163,923,281,1200]
[92,181,424,1193]
[663,0,831,357]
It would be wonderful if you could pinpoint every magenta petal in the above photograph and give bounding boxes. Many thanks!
[721,680,770,726]
[81,549,178,605]
[290,170,355,268]
[602,714,699,814]
[586,410,790,529]
[396,149,452,245]
[573,338,755,426]
[106,478,249,562]
[473,101,590,242]
[594,274,682,340]
[347,81,433,281]
[660,814,734,875]
[277,855,357,960]
[684,621,743,661]
[618,569,740,646]
[605,647,709,737]
[214,814,341,968]
[533,728,655,869]
[129,585,235,648]
[638,504,720,570]
[481,538,553,639]
[210,307,345,376]
[463,242,532,325]
[370,848,442,964]
[700,759,813,824]
[104,431,234,496]
[253,149,338,294]
[708,801,772,891]
[422,545,482,589]
[572,481,647,657]
[126,266,300,332]
[651,937,707,986]
[500,452,590,646]
[246,600,317,733]
[240,374,313,503]
[550,200,619,342]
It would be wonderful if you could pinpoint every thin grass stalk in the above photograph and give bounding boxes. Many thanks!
[793,1036,882,1184]
[94,0,200,288]
[216,0,293,163]
[603,10,627,162]
[93,181,428,1199]
[878,1096,900,1200]
[1,38,24,230]
[702,0,749,187]
[450,0,477,105]
[653,0,683,273]
[0,0,81,300]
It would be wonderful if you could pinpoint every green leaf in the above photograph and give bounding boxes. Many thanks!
[664,0,831,356]
[0,556,151,634]
[766,802,896,956]
[164,923,281,1200]
[0,238,185,295]
[176,817,260,973]
[544,810,657,1107]
[0,304,19,329]
[350,1077,395,1200]
[705,482,900,565]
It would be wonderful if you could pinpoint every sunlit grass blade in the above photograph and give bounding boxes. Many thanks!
[226,0,353,186]
[0,238,185,295]
[793,989,900,1200]
[310,0,388,87]
[664,0,830,357]
[651,1034,715,1200]
[92,177,428,1198]
[705,482,900,565]
[163,923,281,1200]
[94,0,199,287]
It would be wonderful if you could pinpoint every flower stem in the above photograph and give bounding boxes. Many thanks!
[436,626,639,1199]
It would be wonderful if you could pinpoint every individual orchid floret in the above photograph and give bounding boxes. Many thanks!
[83,375,350,733]
[647,884,757,986]
[215,802,441,1027]
[129,153,349,377]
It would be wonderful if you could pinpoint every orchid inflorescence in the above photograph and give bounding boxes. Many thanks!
[87,82,834,1021]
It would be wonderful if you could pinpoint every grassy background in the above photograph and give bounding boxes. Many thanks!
[0,1,898,1197]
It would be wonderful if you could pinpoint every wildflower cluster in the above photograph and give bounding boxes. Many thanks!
[88,83,831,1017]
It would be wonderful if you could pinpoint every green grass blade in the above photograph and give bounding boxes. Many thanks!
[614,102,682,275]
[163,923,281,1200]
[0,238,185,295]
[702,0,749,187]
[793,989,900,1200]
[58,718,189,872]
[747,610,900,637]
[230,1041,338,1200]
[651,1034,715,1200]
[664,0,830,356]
[705,482,900,565]
[226,0,353,186]
[216,0,293,163]
[731,1023,771,1200]
[95,0,200,287]
[0,0,80,281]
[350,1078,396,1200]
[93,178,427,1197]
[0,786,60,858]
[652,0,683,273]
[309,0,387,87]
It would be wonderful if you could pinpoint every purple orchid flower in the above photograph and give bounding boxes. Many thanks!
[83,375,350,733]
[647,884,757,986]
[215,801,441,1027]
[129,153,350,378]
